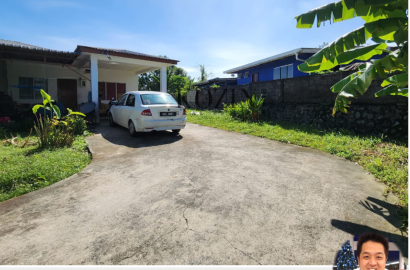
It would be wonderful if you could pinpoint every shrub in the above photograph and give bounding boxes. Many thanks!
[0,127,6,139]
[247,95,264,122]
[223,95,264,122]
[66,113,87,136]
[32,90,85,148]
[223,101,251,121]
[33,115,75,148]
[7,118,34,133]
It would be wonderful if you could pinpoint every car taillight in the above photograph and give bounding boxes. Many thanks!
[183,109,186,115]
[141,109,152,116]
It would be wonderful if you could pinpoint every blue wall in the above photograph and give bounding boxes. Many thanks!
[236,53,315,85]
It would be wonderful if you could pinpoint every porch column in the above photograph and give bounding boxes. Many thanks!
[160,66,167,93]
[90,54,99,123]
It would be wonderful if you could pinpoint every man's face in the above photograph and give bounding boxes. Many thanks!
[357,241,387,270]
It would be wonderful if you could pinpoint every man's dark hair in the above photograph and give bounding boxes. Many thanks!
[357,233,389,258]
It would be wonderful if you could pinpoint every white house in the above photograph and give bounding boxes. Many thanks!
[0,39,179,122]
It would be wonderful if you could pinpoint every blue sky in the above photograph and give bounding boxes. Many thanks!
[1,0,366,81]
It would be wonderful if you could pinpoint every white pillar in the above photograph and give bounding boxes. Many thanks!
[90,54,99,123]
[160,66,167,93]
[132,75,139,91]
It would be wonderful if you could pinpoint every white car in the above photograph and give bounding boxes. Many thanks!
[108,91,186,136]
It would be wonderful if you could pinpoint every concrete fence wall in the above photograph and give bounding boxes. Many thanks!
[186,73,408,136]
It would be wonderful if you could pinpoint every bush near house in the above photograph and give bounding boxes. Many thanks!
[187,109,408,235]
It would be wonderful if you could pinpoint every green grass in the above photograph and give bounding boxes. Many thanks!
[0,133,91,202]
[187,109,408,208]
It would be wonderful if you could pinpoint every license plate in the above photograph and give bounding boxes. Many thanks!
[160,112,176,116]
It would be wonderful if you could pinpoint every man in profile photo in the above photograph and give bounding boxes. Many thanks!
[356,233,389,270]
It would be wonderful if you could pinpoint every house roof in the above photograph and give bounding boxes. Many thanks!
[223,48,320,74]
[0,38,80,65]
[192,77,237,86]
[339,62,368,72]
[75,45,179,65]
[0,39,179,66]
[0,39,67,52]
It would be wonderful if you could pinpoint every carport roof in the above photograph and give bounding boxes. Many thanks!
[75,45,179,65]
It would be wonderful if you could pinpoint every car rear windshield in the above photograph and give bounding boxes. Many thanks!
[140,94,178,105]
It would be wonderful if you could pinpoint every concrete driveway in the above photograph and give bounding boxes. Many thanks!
[0,120,407,265]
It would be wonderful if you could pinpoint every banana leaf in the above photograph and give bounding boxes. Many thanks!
[331,52,406,115]
[381,73,408,87]
[375,85,408,96]
[299,43,387,72]
[295,0,405,28]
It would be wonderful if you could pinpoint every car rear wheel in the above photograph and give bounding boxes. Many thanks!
[129,120,138,137]
[172,129,181,134]
[109,113,116,127]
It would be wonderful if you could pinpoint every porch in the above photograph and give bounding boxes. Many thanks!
[0,39,179,123]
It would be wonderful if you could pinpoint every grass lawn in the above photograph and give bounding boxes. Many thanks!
[186,109,408,210]
[0,132,91,202]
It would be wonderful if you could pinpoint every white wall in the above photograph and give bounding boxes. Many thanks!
[6,60,140,106]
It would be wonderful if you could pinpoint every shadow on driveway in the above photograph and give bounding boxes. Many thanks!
[331,196,408,256]
[89,117,183,149]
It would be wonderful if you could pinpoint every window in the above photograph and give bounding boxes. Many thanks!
[273,64,293,80]
[19,77,48,99]
[287,65,293,78]
[126,94,135,107]
[244,71,249,78]
[238,73,242,79]
[140,94,178,105]
[281,66,288,79]
[117,94,128,106]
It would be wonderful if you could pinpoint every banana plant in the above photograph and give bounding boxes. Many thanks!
[32,89,61,119]
[295,0,408,116]
[31,89,86,148]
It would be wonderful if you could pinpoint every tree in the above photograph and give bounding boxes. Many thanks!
[336,240,358,270]
[138,56,194,97]
[197,64,214,82]
[318,41,329,48]
[295,0,408,116]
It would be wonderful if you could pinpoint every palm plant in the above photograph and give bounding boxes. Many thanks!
[247,95,265,122]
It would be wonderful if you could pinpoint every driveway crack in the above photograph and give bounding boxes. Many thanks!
[186,229,262,265]
[182,180,196,229]
[181,175,261,265]
[112,227,177,264]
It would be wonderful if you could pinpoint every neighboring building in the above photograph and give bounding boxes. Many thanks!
[223,48,320,85]
[192,77,237,90]
[0,39,178,122]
